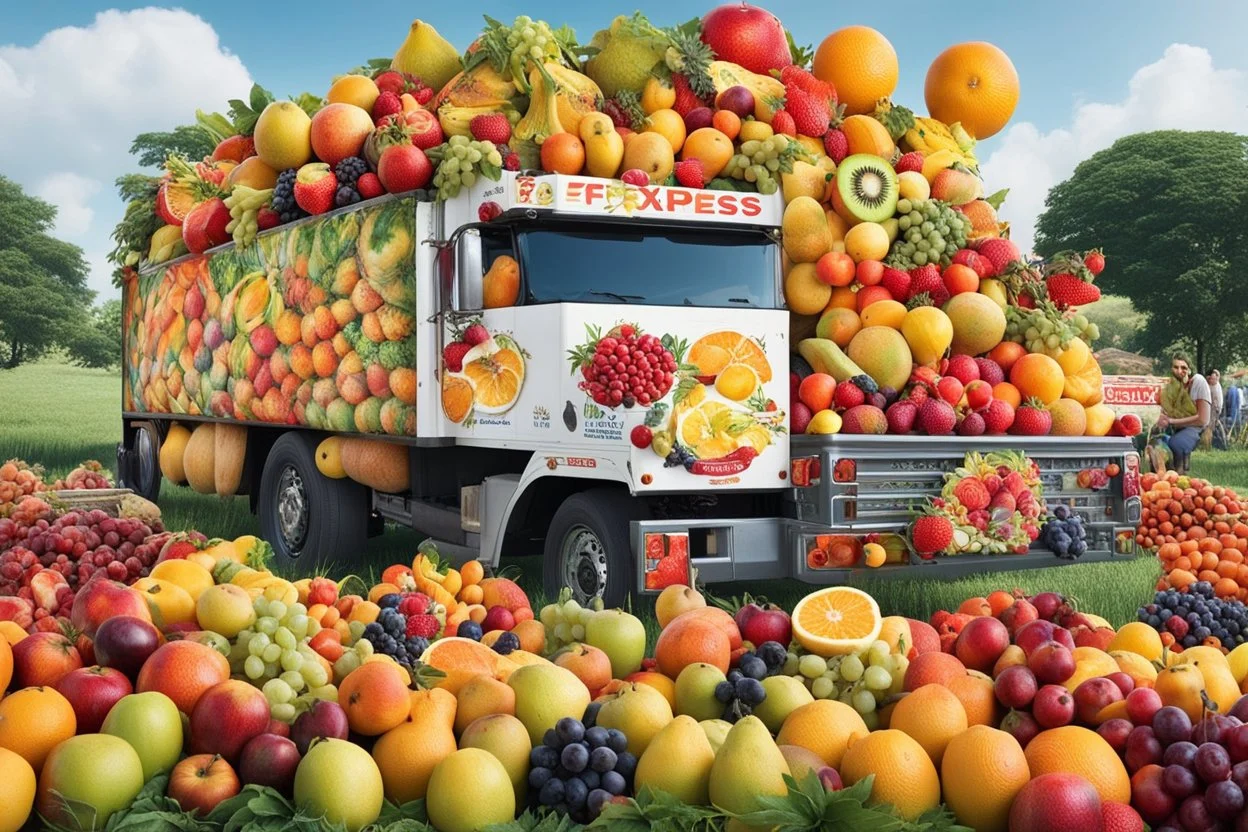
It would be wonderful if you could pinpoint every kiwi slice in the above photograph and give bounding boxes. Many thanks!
[834,154,899,223]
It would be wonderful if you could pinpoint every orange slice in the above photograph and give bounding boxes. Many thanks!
[688,331,772,382]
[463,361,521,413]
[791,587,882,656]
[441,373,474,423]
[419,637,519,695]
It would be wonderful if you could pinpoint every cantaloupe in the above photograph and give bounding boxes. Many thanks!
[183,424,217,494]
[214,424,247,496]
[340,438,409,493]
[159,424,191,484]
[315,437,346,478]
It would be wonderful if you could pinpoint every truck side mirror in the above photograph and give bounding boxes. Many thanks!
[453,229,483,311]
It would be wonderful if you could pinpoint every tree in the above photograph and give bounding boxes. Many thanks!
[129,125,216,169]
[1080,295,1148,352]
[62,299,122,369]
[0,176,95,369]
[1034,131,1248,370]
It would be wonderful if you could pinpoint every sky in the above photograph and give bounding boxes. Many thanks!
[3,1,1248,302]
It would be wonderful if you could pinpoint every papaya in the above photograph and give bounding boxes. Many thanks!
[183,423,217,495]
[159,423,192,484]
[339,438,409,493]
[841,115,895,158]
[214,424,247,496]
[1154,664,1206,721]
[433,63,519,110]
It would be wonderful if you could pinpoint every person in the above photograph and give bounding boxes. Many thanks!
[1156,353,1212,474]
[1209,369,1224,422]
[1207,369,1228,450]
[1226,379,1242,432]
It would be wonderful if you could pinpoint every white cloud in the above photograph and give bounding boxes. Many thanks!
[981,44,1248,256]
[0,8,252,296]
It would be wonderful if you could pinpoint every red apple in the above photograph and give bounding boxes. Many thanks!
[93,615,161,679]
[1073,677,1124,724]
[998,599,1038,636]
[1029,591,1065,621]
[238,733,301,795]
[12,630,82,687]
[1015,619,1074,655]
[55,665,133,733]
[1032,684,1074,728]
[481,606,516,633]
[168,753,240,815]
[903,618,941,657]
[1098,717,1134,753]
[1106,671,1135,697]
[266,719,290,738]
[954,616,1010,673]
[700,3,792,75]
[736,603,792,649]
[994,665,1038,710]
[71,572,152,637]
[1000,708,1041,748]
[1028,641,1076,686]
[289,699,350,755]
[189,680,272,763]
[1126,687,1164,726]
[1072,625,1116,651]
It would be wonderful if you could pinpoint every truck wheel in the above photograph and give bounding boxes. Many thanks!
[258,433,368,568]
[543,489,640,608]
[119,422,161,502]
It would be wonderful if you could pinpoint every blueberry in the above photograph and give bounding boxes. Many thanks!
[601,770,627,796]
[589,746,617,773]
[457,620,483,641]
[727,669,744,684]
[543,729,562,749]
[556,717,585,745]
[561,742,589,773]
[739,655,768,680]
[378,593,402,609]
[585,726,609,749]
[530,745,559,769]
[605,729,628,754]
[582,701,603,728]
[492,631,521,655]
[528,766,553,789]
[714,681,736,703]
[757,642,787,670]
[538,777,565,807]
[564,775,589,808]
[737,678,767,707]
[1053,505,1070,520]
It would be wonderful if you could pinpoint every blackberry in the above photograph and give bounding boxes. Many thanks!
[493,631,520,655]
[334,156,368,187]
[850,374,878,394]
[271,169,307,223]
[335,185,362,208]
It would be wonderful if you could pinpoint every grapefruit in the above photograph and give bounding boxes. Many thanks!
[253,101,313,171]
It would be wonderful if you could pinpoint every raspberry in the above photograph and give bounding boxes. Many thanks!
[576,328,677,409]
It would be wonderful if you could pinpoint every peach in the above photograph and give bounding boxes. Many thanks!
[309,103,374,167]
[71,574,152,638]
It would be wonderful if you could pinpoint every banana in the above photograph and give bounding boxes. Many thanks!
[438,104,519,138]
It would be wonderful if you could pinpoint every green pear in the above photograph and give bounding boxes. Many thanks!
[675,663,727,721]
[634,715,716,805]
[700,719,732,755]
[753,675,815,733]
[709,716,791,816]
[595,682,673,757]
[507,664,591,745]
[585,609,647,678]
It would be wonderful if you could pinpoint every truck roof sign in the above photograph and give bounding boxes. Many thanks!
[471,171,782,228]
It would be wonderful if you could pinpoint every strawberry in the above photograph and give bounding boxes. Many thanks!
[356,172,384,199]
[936,376,963,405]
[621,169,649,187]
[771,109,796,137]
[895,152,924,174]
[470,113,511,145]
[1112,414,1142,437]
[945,355,979,384]
[886,400,918,434]
[784,85,830,137]
[256,206,280,230]
[880,267,911,301]
[293,164,337,215]
[953,476,991,510]
[1011,399,1052,436]
[990,490,1017,512]
[645,548,689,589]
[503,152,521,171]
[833,380,865,410]
[630,425,653,449]
[673,159,705,188]
[405,614,441,639]
[957,412,986,436]
[1003,471,1028,497]
[414,86,434,105]
[1084,249,1105,276]
[917,398,956,435]
[780,65,836,103]
[442,341,472,372]
[951,248,993,279]
[477,201,503,222]
[374,70,408,96]
[397,592,431,616]
[1045,273,1101,309]
[672,73,711,117]
[974,238,1022,277]
[822,127,849,163]
[975,358,1005,386]
[913,514,954,555]
[372,90,402,122]
[908,264,949,306]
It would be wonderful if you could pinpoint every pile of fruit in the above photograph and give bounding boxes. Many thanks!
[0,458,114,516]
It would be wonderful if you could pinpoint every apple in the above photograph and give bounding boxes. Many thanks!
[954,616,1009,673]
[998,599,1038,636]
[1105,671,1135,697]
[71,572,152,637]
[101,691,185,781]
[190,680,272,763]
[12,631,82,687]
[1032,684,1074,729]
[1028,641,1076,686]
[1015,620,1074,655]
[481,606,516,633]
[1073,677,1124,724]
[1000,708,1040,749]
[699,3,792,75]
[290,699,350,755]
[734,602,792,649]
[168,753,240,815]
[93,615,161,678]
[266,718,291,737]
[55,665,133,733]
[993,665,1037,710]
[1029,591,1065,620]
[37,734,144,828]
[1126,687,1164,726]
[238,733,301,795]
[585,609,647,679]
[1098,717,1134,753]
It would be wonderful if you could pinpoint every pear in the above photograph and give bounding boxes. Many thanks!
[635,715,716,805]
[709,715,791,817]
[596,682,673,757]
[390,20,461,93]
[700,719,732,755]
[753,676,815,734]
[675,663,727,722]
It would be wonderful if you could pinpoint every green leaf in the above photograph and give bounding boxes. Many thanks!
[984,188,1009,210]
[292,92,325,118]
[786,30,814,68]
[374,798,430,825]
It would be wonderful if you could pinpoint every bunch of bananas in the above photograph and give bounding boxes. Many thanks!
[213,559,299,604]
[901,117,979,173]
[224,185,273,248]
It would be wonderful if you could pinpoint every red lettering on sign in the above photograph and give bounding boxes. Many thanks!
[584,182,605,204]
[667,190,693,210]
[693,192,714,213]
[637,187,662,210]
[565,181,584,202]
[714,194,737,216]
[565,457,597,468]
[741,195,762,217]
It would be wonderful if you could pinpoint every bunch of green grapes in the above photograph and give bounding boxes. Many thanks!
[886,198,969,269]
[1070,312,1100,344]
[720,135,795,196]
[433,136,504,200]
[501,15,562,69]
[228,595,339,722]
[224,185,273,247]
[1005,306,1080,354]
[785,639,906,731]
[538,590,604,651]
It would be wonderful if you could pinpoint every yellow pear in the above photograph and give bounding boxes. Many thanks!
[621,132,674,183]
[581,116,625,180]
[709,715,790,817]
[781,160,827,205]
[700,719,732,754]
[595,682,673,757]
[390,20,461,92]
[635,715,716,805]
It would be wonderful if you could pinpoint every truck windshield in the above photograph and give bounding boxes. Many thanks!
[515,225,778,309]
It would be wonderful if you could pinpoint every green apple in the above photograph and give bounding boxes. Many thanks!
[753,676,815,734]
[37,734,144,829]
[675,663,727,721]
[101,691,184,781]
[585,609,646,679]
[294,739,383,832]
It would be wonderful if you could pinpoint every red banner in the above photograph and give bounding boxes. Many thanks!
[1101,375,1165,408]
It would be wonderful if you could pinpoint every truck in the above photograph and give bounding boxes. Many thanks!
[118,170,1142,605]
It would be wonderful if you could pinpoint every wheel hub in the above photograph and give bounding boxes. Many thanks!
[561,524,607,603]
[276,465,309,554]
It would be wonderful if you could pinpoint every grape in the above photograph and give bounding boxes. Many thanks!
[270,703,297,723]
[433,138,501,200]
[799,654,826,680]
[867,641,891,667]
[274,627,296,650]
[263,678,293,705]
[863,665,892,691]
[571,624,586,641]
[811,677,836,699]
[281,670,306,693]
[249,633,270,655]
[782,653,800,676]
[554,622,573,644]
[302,663,329,689]
[262,643,283,664]
[257,616,278,636]
[244,655,265,679]
[540,605,559,628]
[840,655,864,683]
[280,649,303,672]
[852,688,877,715]
[885,198,969,270]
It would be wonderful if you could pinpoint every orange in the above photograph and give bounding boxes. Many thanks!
[539,132,586,175]
[640,77,676,114]
[992,381,1022,409]
[339,662,412,736]
[687,331,772,382]
[1048,398,1088,436]
[825,285,857,312]
[988,340,1027,371]
[643,108,687,152]
[0,638,10,697]
[0,687,76,772]
[136,640,230,715]
[459,560,484,587]
[775,699,868,768]
[149,559,214,603]
[459,584,484,606]
[946,671,998,727]
[0,744,35,832]
[654,613,730,678]
[941,726,1030,832]
[680,128,733,181]
[889,684,967,766]
[372,720,456,803]
[462,341,525,414]
[0,623,25,648]
[711,110,741,140]
[419,637,518,696]
[840,730,941,820]
[441,373,474,423]
[925,42,1019,140]
[510,619,545,654]
[790,587,882,656]
[1010,353,1065,404]
[327,74,380,113]
[1024,725,1130,803]
[813,27,899,116]
[408,688,457,733]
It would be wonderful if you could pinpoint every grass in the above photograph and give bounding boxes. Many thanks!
[1,359,1226,632]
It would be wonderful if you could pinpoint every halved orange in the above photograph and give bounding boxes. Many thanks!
[419,637,519,695]
[791,586,882,656]
[688,331,772,382]
[441,374,474,423]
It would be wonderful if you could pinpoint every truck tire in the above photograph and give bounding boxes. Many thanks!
[119,422,161,503]
[258,433,368,568]
[543,489,642,608]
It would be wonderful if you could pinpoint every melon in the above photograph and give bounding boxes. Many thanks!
[214,424,247,496]
[183,424,217,494]
[159,424,191,484]
[340,438,409,493]
[316,437,346,478]
[846,327,912,392]
[944,293,1006,357]
[1049,398,1088,437]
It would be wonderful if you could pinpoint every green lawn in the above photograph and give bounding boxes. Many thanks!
[2,359,1220,628]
